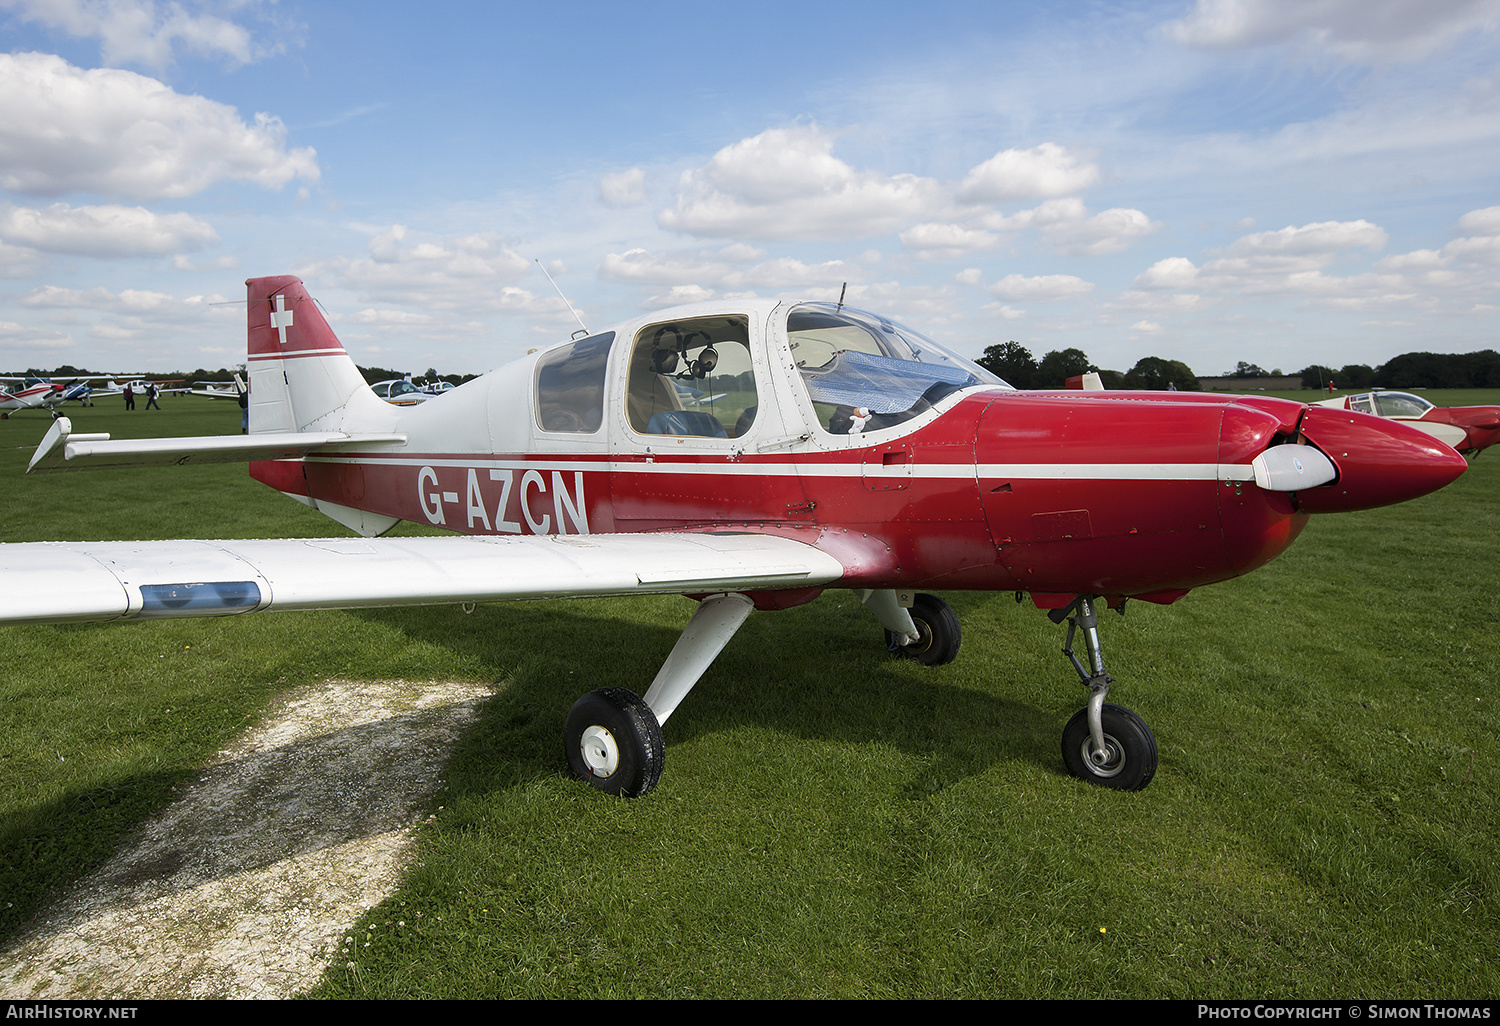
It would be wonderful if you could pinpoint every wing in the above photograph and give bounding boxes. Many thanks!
[0,532,846,626]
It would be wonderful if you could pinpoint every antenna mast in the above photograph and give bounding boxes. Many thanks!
[536,259,590,337]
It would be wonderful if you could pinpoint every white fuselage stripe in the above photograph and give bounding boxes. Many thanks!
[307,454,1256,482]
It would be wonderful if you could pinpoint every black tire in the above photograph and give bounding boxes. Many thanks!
[885,593,961,666]
[564,687,665,797]
[1061,703,1158,791]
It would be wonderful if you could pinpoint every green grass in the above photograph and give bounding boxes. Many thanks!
[1,394,1498,998]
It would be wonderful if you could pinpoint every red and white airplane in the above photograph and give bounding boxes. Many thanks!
[1312,390,1500,458]
[2,276,1469,795]
[0,377,67,418]
[0,375,124,418]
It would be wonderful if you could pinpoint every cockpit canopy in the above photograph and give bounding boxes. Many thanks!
[1349,391,1434,417]
[788,304,1003,434]
[529,301,1003,441]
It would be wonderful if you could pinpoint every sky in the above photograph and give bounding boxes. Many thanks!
[0,0,1496,379]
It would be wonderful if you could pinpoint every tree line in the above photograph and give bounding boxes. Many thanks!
[978,343,1500,391]
[1298,351,1500,390]
[977,342,1199,390]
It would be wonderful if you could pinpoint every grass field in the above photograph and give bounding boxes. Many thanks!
[1,392,1497,998]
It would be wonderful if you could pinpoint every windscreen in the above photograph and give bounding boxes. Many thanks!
[788,303,1002,433]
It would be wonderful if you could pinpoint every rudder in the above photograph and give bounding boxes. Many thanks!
[245,276,377,433]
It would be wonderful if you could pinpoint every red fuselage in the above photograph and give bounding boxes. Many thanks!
[259,386,1465,609]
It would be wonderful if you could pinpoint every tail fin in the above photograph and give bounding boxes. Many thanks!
[246,276,377,433]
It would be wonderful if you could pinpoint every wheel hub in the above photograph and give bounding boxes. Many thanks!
[580,725,620,778]
[1083,735,1124,778]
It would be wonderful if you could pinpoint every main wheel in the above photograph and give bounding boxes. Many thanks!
[564,687,665,797]
[885,593,961,666]
[1061,703,1158,791]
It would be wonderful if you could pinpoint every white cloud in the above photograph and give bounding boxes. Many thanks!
[899,222,1000,259]
[641,284,718,309]
[659,125,942,240]
[987,273,1095,302]
[654,125,1152,265]
[11,283,235,347]
[1375,206,1500,272]
[0,238,47,277]
[1456,204,1500,235]
[1225,219,1388,255]
[1045,207,1162,256]
[350,309,435,326]
[599,167,646,207]
[599,246,852,291]
[171,253,237,271]
[1163,0,1500,62]
[0,52,318,199]
[1441,234,1500,263]
[319,225,535,312]
[19,283,215,313]
[1131,219,1439,309]
[957,143,1099,203]
[970,198,1160,256]
[978,197,1087,232]
[0,318,73,351]
[1136,220,1391,293]
[0,202,218,257]
[0,0,261,69]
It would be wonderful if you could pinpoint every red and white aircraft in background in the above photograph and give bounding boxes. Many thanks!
[1312,390,1500,458]
[0,377,65,418]
[1,374,127,418]
[2,276,1469,795]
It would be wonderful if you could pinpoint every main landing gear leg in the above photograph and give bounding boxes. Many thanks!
[565,592,755,798]
[1049,595,1158,791]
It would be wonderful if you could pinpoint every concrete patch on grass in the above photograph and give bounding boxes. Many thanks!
[0,678,492,999]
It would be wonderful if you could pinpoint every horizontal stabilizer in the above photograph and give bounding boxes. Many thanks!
[27,417,406,473]
[0,532,846,625]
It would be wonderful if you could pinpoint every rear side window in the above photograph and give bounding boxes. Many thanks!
[536,331,615,433]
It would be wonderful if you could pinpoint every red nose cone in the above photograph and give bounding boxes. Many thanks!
[1296,406,1467,513]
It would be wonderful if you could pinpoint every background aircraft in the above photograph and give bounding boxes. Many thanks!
[1313,390,1500,458]
[191,374,248,400]
[3,276,1468,797]
[369,378,430,405]
[0,374,136,418]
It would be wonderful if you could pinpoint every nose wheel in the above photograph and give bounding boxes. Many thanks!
[1061,703,1157,791]
[1049,595,1160,791]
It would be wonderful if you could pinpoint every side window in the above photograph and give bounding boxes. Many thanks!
[535,331,615,433]
[626,316,757,439]
[1350,395,1374,414]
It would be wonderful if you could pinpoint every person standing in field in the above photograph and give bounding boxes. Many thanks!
[145,382,160,410]
[124,383,134,410]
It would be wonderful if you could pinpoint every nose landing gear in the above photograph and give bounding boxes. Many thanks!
[1050,595,1158,791]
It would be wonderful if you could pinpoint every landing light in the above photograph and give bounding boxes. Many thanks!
[138,581,261,617]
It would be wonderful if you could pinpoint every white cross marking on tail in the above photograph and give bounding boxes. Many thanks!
[270,294,294,345]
